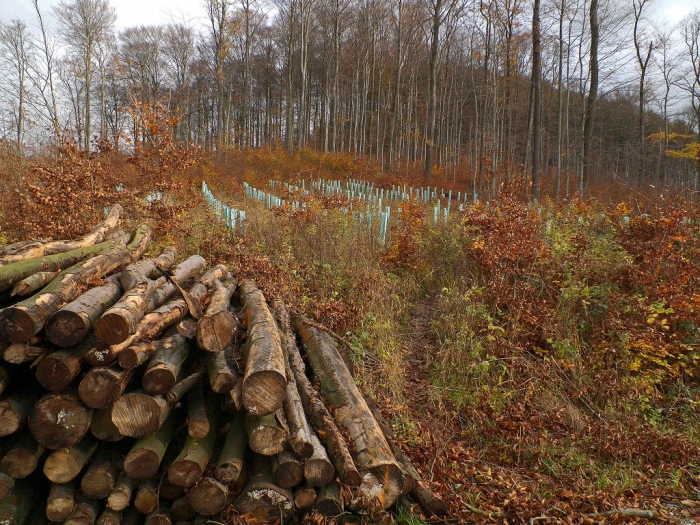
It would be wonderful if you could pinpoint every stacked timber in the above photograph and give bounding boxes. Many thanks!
[0,206,445,524]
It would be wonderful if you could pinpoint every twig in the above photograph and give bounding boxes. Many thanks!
[584,507,655,519]
[464,502,501,518]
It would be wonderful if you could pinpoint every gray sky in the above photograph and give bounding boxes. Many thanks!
[0,0,697,31]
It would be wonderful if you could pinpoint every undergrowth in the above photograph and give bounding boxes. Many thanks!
[2,139,700,522]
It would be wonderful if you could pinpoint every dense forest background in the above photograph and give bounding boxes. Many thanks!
[1,0,700,199]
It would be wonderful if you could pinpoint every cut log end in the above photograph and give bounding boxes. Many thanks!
[46,311,91,347]
[112,392,169,438]
[187,478,228,516]
[94,313,132,345]
[242,371,287,416]
[28,393,91,449]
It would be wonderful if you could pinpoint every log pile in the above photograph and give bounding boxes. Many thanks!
[0,206,445,524]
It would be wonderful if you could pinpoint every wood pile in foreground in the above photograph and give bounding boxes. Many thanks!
[0,205,445,524]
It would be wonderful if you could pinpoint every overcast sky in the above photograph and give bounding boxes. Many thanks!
[0,0,697,31]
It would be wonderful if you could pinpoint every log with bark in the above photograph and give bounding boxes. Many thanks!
[47,481,76,521]
[107,474,134,511]
[165,367,204,407]
[294,483,317,509]
[0,480,36,525]
[144,255,207,313]
[118,340,161,371]
[142,334,189,395]
[95,278,158,345]
[120,246,177,291]
[245,410,288,456]
[294,316,405,509]
[239,280,286,416]
[11,270,61,296]
[274,302,360,487]
[89,406,124,442]
[36,336,94,391]
[0,365,8,396]
[111,390,170,438]
[123,413,176,479]
[0,435,44,479]
[29,391,92,449]
[187,477,228,516]
[215,413,246,484]
[185,379,209,439]
[314,480,344,516]
[64,494,100,525]
[205,346,235,393]
[96,507,123,525]
[3,342,46,364]
[87,298,188,367]
[0,225,151,342]
[0,205,122,266]
[167,402,217,488]
[78,365,134,409]
[196,277,238,353]
[272,450,304,489]
[304,431,335,487]
[133,478,158,514]
[182,264,228,319]
[81,448,120,499]
[45,275,123,347]
[43,436,98,484]
[170,496,195,523]
[233,454,295,522]
[364,394,446,516]
[0,394,36,437]
[144,505,171,525]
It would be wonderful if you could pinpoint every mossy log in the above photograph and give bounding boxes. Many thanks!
[167,402,218,488]
[0,234,129,295]
[45,275,123,347]
[111,390,170,438]
[81,449,120,499]
[120,246,177,291]
[294,316,405,509]
[275,303,360,487]
[233,454,294,522]
[187,477,228,516]
[46,481,75,521]
[239,280,286,416]
[29,391,91,449]
[0,395,36,437]
[0,480,36,525]
[214,413,246,484]
[0,472,13,501]
[186,379,209,439]
[0,435,44,479]
[0,205,122,267]
[79,366,134,409]
[142,334,189,395]
[196,278,238,353]
[0,225,151,342]
[43,436,98,483]
[123,413,176,479]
